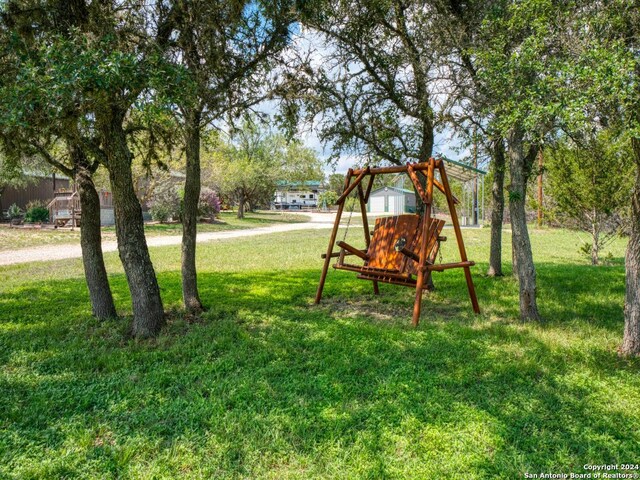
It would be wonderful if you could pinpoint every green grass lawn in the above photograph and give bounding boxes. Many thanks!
[0,211,308,252]
[1,226,639,479]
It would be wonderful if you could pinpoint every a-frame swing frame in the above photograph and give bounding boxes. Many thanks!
[315,157,481,325]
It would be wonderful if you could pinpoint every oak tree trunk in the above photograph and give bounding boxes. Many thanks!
[100,109,165,337]
[488,137,505,277]
[418,135,435,290]
[415,133,434,214]
[237,190,245,219]
[508,128,541,322]
[181,110,204,314]
[621,139,640,356]
[74,149,117,320]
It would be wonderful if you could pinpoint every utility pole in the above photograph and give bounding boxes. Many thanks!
[472,127,478,225]
[537,149,543,228]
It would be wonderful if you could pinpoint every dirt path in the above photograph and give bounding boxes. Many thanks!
[0,212,340,266]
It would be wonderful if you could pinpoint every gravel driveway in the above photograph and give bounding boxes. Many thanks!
[0,212,341,266]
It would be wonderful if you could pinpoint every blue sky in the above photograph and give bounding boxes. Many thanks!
[302,129,472,175]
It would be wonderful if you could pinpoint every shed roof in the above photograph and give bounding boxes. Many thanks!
[370,186,415,196]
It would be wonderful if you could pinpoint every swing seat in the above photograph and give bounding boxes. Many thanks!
[333,214,447,288]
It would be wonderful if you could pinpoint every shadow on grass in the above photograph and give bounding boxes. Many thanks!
[0,262,637,478]
[465,260,626,330]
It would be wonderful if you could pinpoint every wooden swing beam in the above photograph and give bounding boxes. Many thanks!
[314,158,480,325]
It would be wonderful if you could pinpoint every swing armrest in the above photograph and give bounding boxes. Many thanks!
[336,241,369,261]
[321,248,368,259]
[399,247,420,263]
[425,261,475,272]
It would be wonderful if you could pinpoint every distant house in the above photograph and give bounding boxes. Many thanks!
[0,172,117,226]
[0,172,70,213]
[368,186,417,214]
[272,181,325,210]
[47,189,115,227]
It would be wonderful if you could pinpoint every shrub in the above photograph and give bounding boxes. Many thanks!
[148,184,181,223]
[318,191,338,207]
[198,188,221,220]
[24,200,49,223]
[25,200,45,210]
[7,203,22,219]
[344,196,359,212]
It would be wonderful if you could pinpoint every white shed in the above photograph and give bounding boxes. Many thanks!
[367,187,416,215]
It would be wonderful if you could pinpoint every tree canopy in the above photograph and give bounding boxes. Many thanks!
[546,130,633,264]
[203,121,323,218]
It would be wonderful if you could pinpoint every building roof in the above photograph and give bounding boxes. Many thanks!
[440,156,487,182]
[23,171,70,180]
[370,186,415,196]
[276,180,322,188]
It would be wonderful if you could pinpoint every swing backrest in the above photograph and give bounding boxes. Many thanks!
[402,217,445,276]
[365,214,445,274]
[365,215,420,271]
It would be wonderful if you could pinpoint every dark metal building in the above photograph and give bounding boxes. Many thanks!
[1,173,70,213]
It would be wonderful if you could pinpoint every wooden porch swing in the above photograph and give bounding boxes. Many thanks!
[315,157,480,325]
